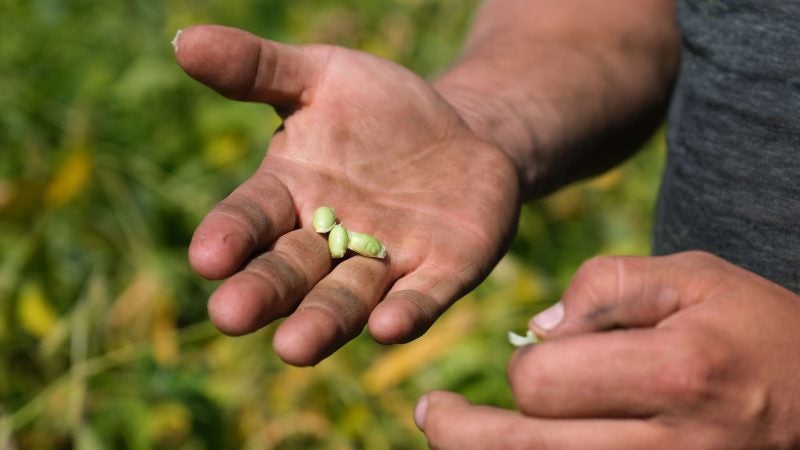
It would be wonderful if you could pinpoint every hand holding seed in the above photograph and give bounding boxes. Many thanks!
[175,25,520,366]
[417,253,800,449]
[313,206,387,260]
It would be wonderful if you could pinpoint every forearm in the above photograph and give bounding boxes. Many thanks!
[434,0,680,198]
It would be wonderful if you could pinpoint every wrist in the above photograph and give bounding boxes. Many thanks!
[433,78,545,197]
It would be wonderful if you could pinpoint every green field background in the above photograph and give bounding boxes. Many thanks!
[0,0,664,448]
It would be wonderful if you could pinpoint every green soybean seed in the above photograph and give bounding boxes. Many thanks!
[312,206,337,233]
[347,231,386,259]
[328,224,349,258]
[507,330,539,347]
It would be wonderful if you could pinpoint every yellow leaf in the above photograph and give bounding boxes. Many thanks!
[17,282,57,338]
[148,402,192,446]
[361,300,476,394]
[203,134,245,168]
[262,409,331,445]
[338,403,371,438]
[587,168,622,191]
[44,147,92,208]
[151,291,178,365]
[360,38,397,61]
[0,181,12,211]
[542,184,583,219]
[267,366,314,412]
[106,270,162,349]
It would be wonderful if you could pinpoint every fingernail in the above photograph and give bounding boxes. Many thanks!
[171,29,183,52]
[414,395,429,431]
[531,302,564,331]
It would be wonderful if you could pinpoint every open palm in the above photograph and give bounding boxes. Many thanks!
[176,25,520,365]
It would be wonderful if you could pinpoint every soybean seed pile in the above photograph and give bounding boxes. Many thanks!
[312,206,387,259]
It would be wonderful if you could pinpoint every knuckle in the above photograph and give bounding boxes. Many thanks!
[566,257,613,304]
[676,250,722,267]
[247,252,308,298]
[658,334,717,404]
[666,252,735,296]
[565,256,637,323]
[213,196,269,243]
[303,284,370,334]
[571,255,637,294]
[278,228,328,260]
[574,255,618,283]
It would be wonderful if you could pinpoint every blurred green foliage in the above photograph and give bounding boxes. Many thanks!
[0,0,664,448]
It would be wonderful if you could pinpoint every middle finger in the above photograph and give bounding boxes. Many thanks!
[274,256,392,366]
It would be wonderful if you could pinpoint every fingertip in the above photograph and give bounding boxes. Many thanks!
[421,391,469,428]
[188,229,246,280]
[172,24,213,68]
[207,275,271,336]
[369,290,437,344]
[207,294,248,337]
[173,24,262,100]
[368,301,419,344]
[273,308,340,366]
[507,343,536,373]
[506,345,540,402]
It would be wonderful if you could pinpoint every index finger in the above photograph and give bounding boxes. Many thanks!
[189,172,296,279]
[508,328,714,419]
[273,256,392,366]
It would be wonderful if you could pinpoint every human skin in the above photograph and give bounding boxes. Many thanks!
[174,25,521,366]
[416,252,800,448]
[173,0,678,366]
[174,0,800,445]
[412,2,800,446]
[434,0,679,197]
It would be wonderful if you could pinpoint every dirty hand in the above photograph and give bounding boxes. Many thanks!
[417,252,800,449]
[174,25,520,366]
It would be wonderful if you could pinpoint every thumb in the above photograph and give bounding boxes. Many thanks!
[529,252,712,338]
[173,24,327,108]
[414,391,529,449]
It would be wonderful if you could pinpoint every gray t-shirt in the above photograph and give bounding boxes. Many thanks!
[654,1,800,293]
